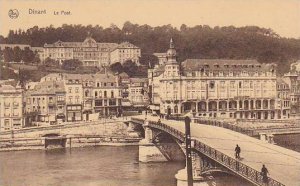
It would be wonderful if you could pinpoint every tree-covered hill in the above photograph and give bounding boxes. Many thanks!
[1,22,300,74]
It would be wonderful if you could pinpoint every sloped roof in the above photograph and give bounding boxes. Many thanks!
[276,78,289,85]
[130,77,148,83]
[152,65,166,77]
[0,85,17,93]
[111,42,140,51]
[30,81,65,95]
[119,72,129,78]
[44,37,118,49]
[181,59,275,71]
[63,73,117,83]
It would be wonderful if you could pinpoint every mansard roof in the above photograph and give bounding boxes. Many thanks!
[181,59,276,71]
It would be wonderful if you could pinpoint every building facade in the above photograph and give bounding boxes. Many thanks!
[24,81,66,125]
[282,72,300,118]
[43,37,140,67]
[81,73,123,119]
[0,85,23,131]
[63,74,84,122]
[127,78,149,107]
[149,39,288,120]
[110,42,141,65]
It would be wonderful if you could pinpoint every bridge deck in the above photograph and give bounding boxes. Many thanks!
[134,115,300,186]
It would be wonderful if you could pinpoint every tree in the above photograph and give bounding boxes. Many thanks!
[32,55,41,64]
[13,47,22,62]
[110,62,123,74]
[44,57,59,67]
[61,59,83,70]
[3,47,14,62]
[1,23,300,75]
[22,47,35,63]
[139,54,159,68]
[123,60,138,76]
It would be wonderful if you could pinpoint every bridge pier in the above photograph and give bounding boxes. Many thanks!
[127,122,140,138]
[259,133,275,144]
[175,152,215,186]
[139,122,168,162]
[139,120,185,162]
[175,168,214,186]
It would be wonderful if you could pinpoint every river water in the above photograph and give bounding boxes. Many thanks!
[0,134,297,186]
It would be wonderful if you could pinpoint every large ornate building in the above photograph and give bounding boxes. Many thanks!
[43,37,140,67]
[148,39,289,120]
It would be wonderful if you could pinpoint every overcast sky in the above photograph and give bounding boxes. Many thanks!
[0,0,300,38]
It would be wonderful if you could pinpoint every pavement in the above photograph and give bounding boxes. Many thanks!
[135,115,300,186]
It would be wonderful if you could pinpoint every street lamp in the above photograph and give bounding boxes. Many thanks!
[185,116,193,186]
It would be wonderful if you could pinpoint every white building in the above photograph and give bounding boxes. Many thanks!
[43,37,141,67]
[0,85,23,131]
[110,42,141,65]
[149,38,288,119]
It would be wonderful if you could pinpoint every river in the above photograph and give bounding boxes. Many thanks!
[0,134,297,186]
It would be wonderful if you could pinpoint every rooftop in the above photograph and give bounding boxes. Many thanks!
[0,85,22,94]
[181,59,276,71]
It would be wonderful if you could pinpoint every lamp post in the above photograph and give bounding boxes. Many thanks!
[185,116,193,186]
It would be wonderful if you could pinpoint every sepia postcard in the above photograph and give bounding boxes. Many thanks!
[0,0,300,186]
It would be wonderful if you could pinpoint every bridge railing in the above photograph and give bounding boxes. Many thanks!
[192,140,284,186]
[133,118,285,186]
[193,118,259,137]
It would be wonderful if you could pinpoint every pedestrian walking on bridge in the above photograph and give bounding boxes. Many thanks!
[235,144,241,159]
[261,164,269,185]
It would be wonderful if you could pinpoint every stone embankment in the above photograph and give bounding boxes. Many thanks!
[0,118,142,151]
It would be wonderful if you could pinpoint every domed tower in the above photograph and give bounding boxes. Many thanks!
[166,38,177,64]
[165,38,180,77]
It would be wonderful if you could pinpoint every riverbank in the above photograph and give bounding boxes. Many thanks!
[0,136,141,152]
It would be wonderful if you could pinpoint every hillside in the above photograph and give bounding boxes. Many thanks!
[1,22,300,74]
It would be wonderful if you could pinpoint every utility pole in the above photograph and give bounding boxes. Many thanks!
[185,116,193,186]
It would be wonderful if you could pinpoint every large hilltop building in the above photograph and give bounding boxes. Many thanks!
[43,36,141,67]
[148,39,290,120]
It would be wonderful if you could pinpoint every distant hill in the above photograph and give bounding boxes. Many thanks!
[1,22,300,74]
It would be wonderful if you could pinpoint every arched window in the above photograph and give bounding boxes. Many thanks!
[174,105,178,113]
